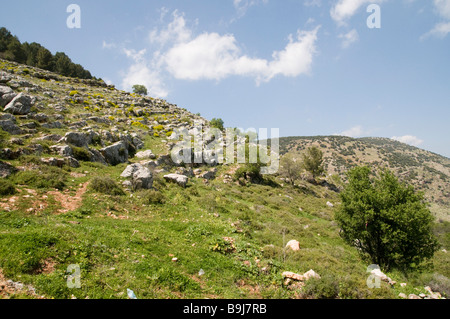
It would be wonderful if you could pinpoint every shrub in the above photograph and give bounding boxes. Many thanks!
[0,179,16,196]
[69,90,78,96]
[89,176,125,196]
[136,189,166,205]
[210,118,224,131]
[302,274,339,299]
[14,166,67,190]
[71,145,91,162]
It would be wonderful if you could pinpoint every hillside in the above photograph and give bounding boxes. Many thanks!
[0,58,448,300]
[278,135,450,222]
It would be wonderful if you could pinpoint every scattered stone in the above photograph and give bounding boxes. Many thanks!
[100,141,129,165]
[0,161,16,178]
[303,269,321,280]
[121,163,153,190]
[3,92,35,115]
[398,293,407,299]
[135,149,156,159]
[164,173,188,188]
[0,119,23,135]
[282,271,304,281]
[60,132,89,148]
[285,240,300,251]
[326,201,334,207]
[200,168,217,180]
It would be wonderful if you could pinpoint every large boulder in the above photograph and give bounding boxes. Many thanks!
[0,86,16,108]
[0,72,12,84]
[285,240,300,252]
[3,92,35,115]
[164,173,188,188]
[59,132,89,148]
[120,163,153,190]
[0,119,23,135]
[0,161,16,178]
[100,141,129,165]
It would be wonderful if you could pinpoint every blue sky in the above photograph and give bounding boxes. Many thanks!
[2,0,450,157]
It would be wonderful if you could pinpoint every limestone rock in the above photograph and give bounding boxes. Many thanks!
[0,161,17,178]
[164,173,188,188]
[282,271,304,281]
[3,92,35,115]
[135,149,156,159]
[0,119,23,135]
[100,141,128,165]
[303,269,321,280]
[285,240,300,251]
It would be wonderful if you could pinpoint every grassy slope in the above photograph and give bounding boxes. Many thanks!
[0,60,448,299]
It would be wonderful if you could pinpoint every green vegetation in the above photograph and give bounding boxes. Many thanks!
[335,166,439,272]
[13,166,68,190]
[0,179,16,196]
[89,176,125,196]
[302,146,324,179]
[0,27,92,79]
[132,84,148,96]
[210,118,224,131]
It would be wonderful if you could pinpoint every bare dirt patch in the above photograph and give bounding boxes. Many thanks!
[47,182,89,214]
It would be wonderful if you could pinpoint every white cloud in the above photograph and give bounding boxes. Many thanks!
[164,27,319,83]
[330,0,385,25]
[391,135,424,146]
[120,10,319,97]
[434,0,450,19]
[421,21,450,39]
[233,0,268,18]
[421,1,450,39]
[335,125,364,137]
[304,0,321,7]
[102,41,117,49]
[339,29,359,48]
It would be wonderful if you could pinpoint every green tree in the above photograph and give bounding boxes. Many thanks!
[5,37,26,63]
[210,118,224,131]
[302,146,324,178]
[36,47,53,70]
[279,153,303,185]
[132,84,148,96]
[53,52,72,76]
[335,166,439,271]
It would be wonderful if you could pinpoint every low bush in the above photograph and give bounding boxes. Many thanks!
[89,176,125,196]
[71,145,91,162]
[14,166,67,190]
[0,179,16,196]
[136,189,166,205]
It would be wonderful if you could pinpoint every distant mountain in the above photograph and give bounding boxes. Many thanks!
[278,135,450,221]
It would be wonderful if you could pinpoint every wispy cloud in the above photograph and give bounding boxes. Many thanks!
[421,0,450,39]
[330,0,386,25]
[335,125,364,137]
[391,135,424,146]
[233,0,269,18]
[338,29,359,48]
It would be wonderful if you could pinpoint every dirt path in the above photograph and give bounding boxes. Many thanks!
[47,182,89,214]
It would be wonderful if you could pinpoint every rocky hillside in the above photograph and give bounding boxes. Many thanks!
[0,58,448,300]
[278,135,450,221]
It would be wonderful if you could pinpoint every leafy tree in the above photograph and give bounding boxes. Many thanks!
[279,153,303,185]
[22,42,43,66]
[335,166,439,271]
[302,146,324,178]
[210,118,224,131]
[5,37,26,63]
[53,52,73,76]
[36,47,53,70]
[132,84,148,96]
